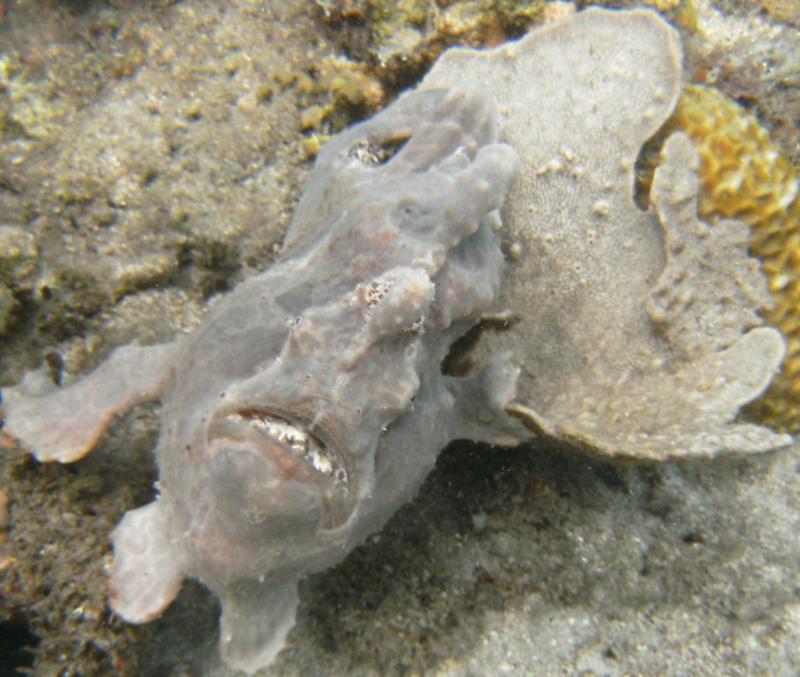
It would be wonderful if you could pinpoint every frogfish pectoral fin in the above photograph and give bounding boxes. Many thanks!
[109,499,186,623]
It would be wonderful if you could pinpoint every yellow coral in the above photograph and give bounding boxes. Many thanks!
[642,0,698,31]
[665,84,800,431]
[761,0,800,26]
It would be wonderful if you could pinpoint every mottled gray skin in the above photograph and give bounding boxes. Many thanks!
[1,86,520,673]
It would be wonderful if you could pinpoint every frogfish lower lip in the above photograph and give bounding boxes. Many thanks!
[207,407,349,489]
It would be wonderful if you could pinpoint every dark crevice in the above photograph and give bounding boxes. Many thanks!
[0,615,39,676]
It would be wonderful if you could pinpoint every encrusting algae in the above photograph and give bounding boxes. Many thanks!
[424,8,790,461]
[663,84,800,432]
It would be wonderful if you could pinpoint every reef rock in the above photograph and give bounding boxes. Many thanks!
[423,7,791,460]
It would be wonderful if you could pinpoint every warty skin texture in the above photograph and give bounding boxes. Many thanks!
[0,86,521,673]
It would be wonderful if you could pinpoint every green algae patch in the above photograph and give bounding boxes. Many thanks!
[0,226,38,334]
[0,55,71,142]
